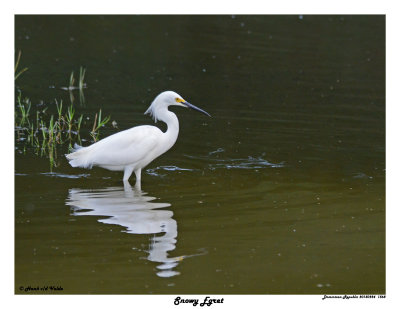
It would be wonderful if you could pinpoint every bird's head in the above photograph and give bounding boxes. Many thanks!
[145,91,211,122]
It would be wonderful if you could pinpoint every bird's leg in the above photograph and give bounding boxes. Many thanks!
[134,168,142,191]
[123,166,134,182]
[123,180,132,191]
[123,181,135,198]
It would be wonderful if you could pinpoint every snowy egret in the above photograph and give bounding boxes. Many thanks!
[66,91,210,187]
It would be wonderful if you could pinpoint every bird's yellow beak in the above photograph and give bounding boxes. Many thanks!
[175,98,186,103]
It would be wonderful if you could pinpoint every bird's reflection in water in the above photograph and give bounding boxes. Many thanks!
[66,183,199,278]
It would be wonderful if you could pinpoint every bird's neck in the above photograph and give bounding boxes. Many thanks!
[160,110,179,147]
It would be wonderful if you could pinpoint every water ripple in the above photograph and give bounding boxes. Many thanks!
[40,172,90,179]
[146,165,196,177]
[208,156,284,170]
[185,153,284,170]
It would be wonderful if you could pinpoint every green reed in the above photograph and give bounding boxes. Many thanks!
[15,56,111,169]
[90,109,111,142]
[15,50,28,81]
[66,66,86,91]
[61,66,86,105]
[69,71,75,89]
[16,97,111,169]
[79,67,86,91]
[17,92,31,126]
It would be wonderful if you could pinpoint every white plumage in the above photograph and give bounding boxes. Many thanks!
[66,91,210,188]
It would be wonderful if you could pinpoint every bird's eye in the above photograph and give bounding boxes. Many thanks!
[175,98,181,103]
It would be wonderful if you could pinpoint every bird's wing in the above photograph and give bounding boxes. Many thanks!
[87,125,163,167]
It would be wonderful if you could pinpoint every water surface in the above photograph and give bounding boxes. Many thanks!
[15,15,385,294]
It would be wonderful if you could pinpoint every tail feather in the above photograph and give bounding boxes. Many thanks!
[65,146,93,169]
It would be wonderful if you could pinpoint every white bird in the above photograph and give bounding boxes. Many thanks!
[66,91,210,188]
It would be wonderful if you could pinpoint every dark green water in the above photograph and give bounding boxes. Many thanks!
[15,15,385,294]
